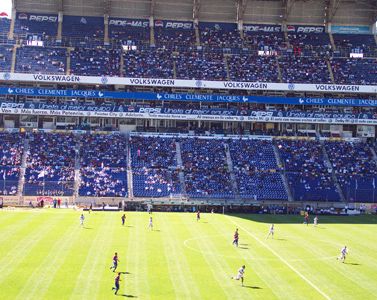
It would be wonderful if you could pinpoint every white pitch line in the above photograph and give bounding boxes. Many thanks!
[227,216,332,300]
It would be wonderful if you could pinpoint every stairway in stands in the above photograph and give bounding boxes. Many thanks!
[17,135,29,197]
[174,141,187,197]
[224,142,240,199]
[273,143,294,201]
[320,140,346,202]
[126,133,134,199]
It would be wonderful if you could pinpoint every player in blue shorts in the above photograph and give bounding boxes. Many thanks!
[110,252,120,272]
[112,273,121,295]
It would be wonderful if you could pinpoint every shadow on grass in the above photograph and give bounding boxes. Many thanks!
[344,262,361,266]
[239,246,249,250]
[229,214,377,224]
[120,271,131,274]
[243,285,262,289]
[83,227,93,229]
[118,294,137,298]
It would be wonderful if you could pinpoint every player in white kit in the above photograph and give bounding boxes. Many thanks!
[232,265,245,286]
[314,216,318,226]
[267,224,274,239]
[337,246,348,263]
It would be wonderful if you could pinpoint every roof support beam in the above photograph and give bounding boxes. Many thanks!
[104,0,111,15]
[325,0,342,24]
[193,0,200,20]
[236,0,248,22]
[58,0,64,12]
[150,0,156,17]
[282,0,295,22]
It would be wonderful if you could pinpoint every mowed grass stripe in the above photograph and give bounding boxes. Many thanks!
[15,212,84,300]
[0,211,44,245]
[47,211,107,299]
[211,216,307,299]
[125,213,151,299]
[0,211,65,293]
[278,223,375,300]
[182,213,248,300]
[69,212,115,300]
[208,214,309,300]
[175,213,229,300]
[227,215,332,300]
[145,213,175,300]
[159,213,201,300]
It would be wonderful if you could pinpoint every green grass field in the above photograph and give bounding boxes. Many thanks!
[0,209,376,300]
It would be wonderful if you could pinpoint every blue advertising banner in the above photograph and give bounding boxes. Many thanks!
[1,87,377,107]
[109,18,149,28]
[243,24,282,33]
[1,101,377,125]
[331,25,371,34]
[154,20,193,30]
[199,22,237,31]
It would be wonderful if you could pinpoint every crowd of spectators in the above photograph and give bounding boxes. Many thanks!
[109,24,150,46]
[0,18,10,35]
[200,28,243,49]
[123,48,174,78]
[155,27,196,49]
[228,139,287,200]
[287,33,332,52]
[243,32,285,51]
[175,51,227,80]
[130,136,181,197]
[279,55,332,84]
[325,141,377,202]
[24,133,75,196]
[70,47,121,76]
[181,138,233,198]
[0,133,24,196]
[331,58,377,85]
[333,34,376,56]
[16,46,66,74]
[79,134,128,197]
[277,139,340,201]
[227,55,279,82]
[0,45,13,71]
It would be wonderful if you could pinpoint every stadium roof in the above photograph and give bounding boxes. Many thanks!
[12,0,377,25]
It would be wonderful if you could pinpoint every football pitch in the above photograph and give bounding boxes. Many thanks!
[0,210,376,300]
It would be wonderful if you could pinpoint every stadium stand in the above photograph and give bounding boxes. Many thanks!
[79,134,127,197]
[228,139,288,200]
[277,140,340,202]
[15,46,66,74]
[0,45,13,71]
[0,133,24,196]
[325,141,377,202]
[227,55,279,82]
[181,138,234,198]
[123,48,174,78]
[70,47,121,76]
[24,133,75,196]
[130,136,181,197]
[330,58,377,85]
[14,13,58,38]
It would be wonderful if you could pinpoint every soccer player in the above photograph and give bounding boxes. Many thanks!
[121,214,126,226]
[232,265,245,286]
[267,224,274,239]
[149,216,153,230]
[314,216,318,226]
[233,228,239,247]
[304,212,309,226]
[196,210,200,222]
[112,272,121,295]
[80,214,85,227]
[110,252,120,272]
[89,203,92,214]
[337,246,348,263]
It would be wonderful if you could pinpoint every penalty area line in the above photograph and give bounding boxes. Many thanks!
[227,216,332,300]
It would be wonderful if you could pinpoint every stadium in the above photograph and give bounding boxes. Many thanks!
[0,0,376,299]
